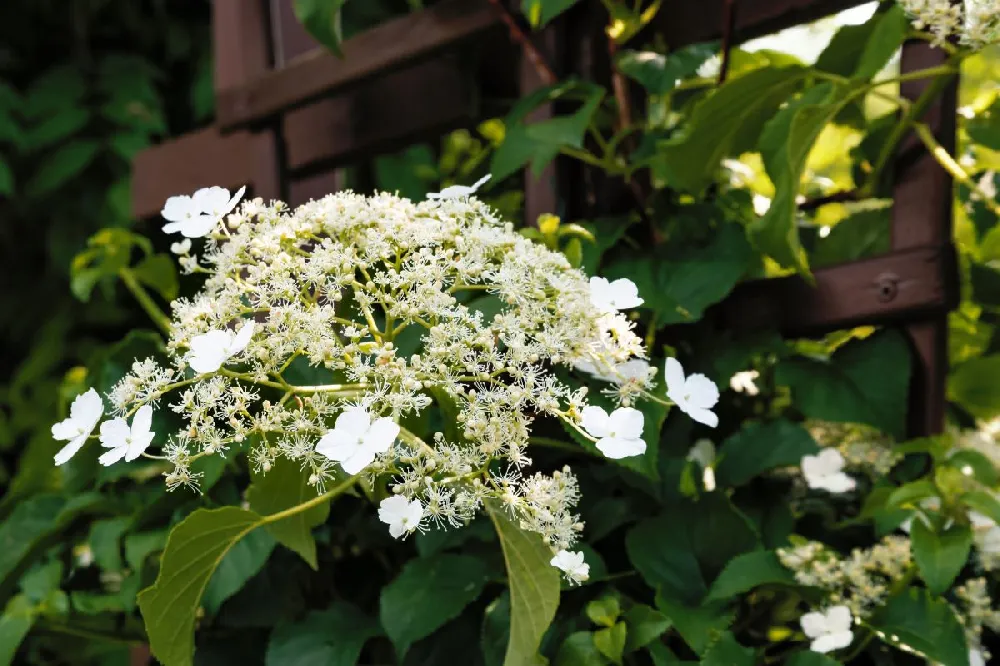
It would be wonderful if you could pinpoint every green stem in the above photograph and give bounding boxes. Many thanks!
[260,474,358,525]
[913,122,1000,217]
[118,268,172,335]
[529,436,599,456]
[34,619,145,646]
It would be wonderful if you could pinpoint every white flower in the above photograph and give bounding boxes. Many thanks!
[801,449,856,493]
[800,606,854,654]
[170,239,191,255]
[186,321,255,374]
[970,647,987,666]
[729,370,760,395]
[161,185,245,238]
[589,277,644,312]
[580,406,645,459]
[315,406,400,474]
[664,357,719,427]
[378,495,423,538]
[427,174,491,200]
[574,357,650,384]
[550,549,589,583]
[98,405,155,466]
[976,524,1000,554]
[687,439,717,491]
[51,388,104,465]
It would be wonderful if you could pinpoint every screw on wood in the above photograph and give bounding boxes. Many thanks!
[875,273,900,302]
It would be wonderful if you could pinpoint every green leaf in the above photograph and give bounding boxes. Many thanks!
[201,527,276,614]
[853,5,909,80]
[655,594,734,656]
[910,521,972,596]
[616,43,718,95]
[811,207,890,268]
[776,329,912,438]
[132,254,179,302]
[700,632,755,666]
[522,0,581,27]
[586,595,621,627]
[379,553,489,658]
[714,420,819,487]
[961,490,1000,525]
[22,108,90,152]
[482,592,512,666]
[627,495,759,604]
[25,140,100,198]
[0,596,35,666]
[967,97,1000,151]
[293,0,348,57]
[594,622,627,665]
[885,479,939,509]
[605,224,752,325]
[266,603,381,666]
[869,588,969,666]
[623,604,671,653]
[784,652,841,666]
[705,550,797,602]
[486,501,561,666]
[753,82,861,273]
[0,158,13,197]
[658,65,805,194]
[949,354,1000,419]
[247,458,330,569]
[137,507,263,666]
[89,518,131,571]
[555,632,608,666]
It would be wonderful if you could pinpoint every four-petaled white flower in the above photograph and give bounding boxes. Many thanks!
[98,405,155,466]
[589,276,644,312]
[170,239,191,255]
[729,370,760,396]
[427,174,491,200]
[801,605,854,654]
[378,496,423,538]
[51,388,104,465]
[687,439,717,492]
[161,185,246,238]
[187,321,255,374]
[801,449,856,493]
[550,549,589,583]
[580,406,645,459]
[665,357,719,427]
[315,406,400,474]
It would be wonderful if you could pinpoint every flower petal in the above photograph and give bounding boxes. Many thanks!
[580,405,611,438]
[686,406,719,428]
[315,431,362,462]
[228,320,255,356]
[800,611,828,639]
[596,435,646,459]
[664,357,686,394]
[825,606,852,633]
[340,447,377,474]
[816,448,845,474]
[363,417,400,454]
[608,278,643,308]
[98,446,127,467]
[70,388,104,426]
[684,373,719,410]
[335,407,372,438]
[187,330,232,374]
[812,631,852,653]
[192,186,232,215]
[99,418,131,449]
[609,407,644,440]
[176,214,219,239]
[161,195,195,221]
[54,434,89,466]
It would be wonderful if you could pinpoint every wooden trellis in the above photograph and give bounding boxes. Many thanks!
[132,0,958,440]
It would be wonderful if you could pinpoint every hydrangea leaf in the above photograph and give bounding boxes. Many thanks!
[776,328,911,439]
[554,632,606,666]
[784,653,842,666]
[266,603,381,666]
[868,588,969,666]
[623,604,670,653]
[201,527,276,615]
[910,520,972,596]
[521,0,581,28]
[700,632,756,666]
[137,507,263,666]
[486,501,561,666]
[714,420,819,488]
[293,0,348,57]
[705,550,798,602]
[654,594,734,656]
[948,354,1000,419]
[0,596,36,665]
[379,553,490,659]
[616,43,718,95]
[247,458,330,569]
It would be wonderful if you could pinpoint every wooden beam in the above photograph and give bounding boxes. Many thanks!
[716,245,958,337]
[282,55,476,173]
[216,0,498,130]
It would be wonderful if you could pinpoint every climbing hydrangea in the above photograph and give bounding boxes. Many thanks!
[55,187,714,580]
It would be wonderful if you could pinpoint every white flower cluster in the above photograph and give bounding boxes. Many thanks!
[898,0,1000,49]
[53,184,722,581]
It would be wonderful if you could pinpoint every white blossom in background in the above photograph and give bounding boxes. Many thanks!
[379,495,424,538]
[975,525,1000,569]
[899,496,941,533]
[800,606,854,653]
[51,388,104,465]
[589,276,644,312]
[170,238,191,255]
[315,406,400,474]
[687,439,717,491]
[729,370,760,395]
[664,357,719,427]
[970,647,987,666]
[580,406,645,459]
[898,0,999,49]
[161,185,245,238]
[186,321,255,374]
[98,405,155,466]
[550,549,589,584]
[427,174,491,200]
[575,357,650,385]
[801,449,856,493]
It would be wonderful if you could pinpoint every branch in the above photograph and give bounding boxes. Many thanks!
[486,0,558,85]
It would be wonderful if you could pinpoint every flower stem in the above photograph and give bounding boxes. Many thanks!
[259,474,357,525]
[118,268,172,335]
[913,122,1000,217]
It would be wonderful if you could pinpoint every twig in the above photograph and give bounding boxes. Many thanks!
[485,0,558,85]
[797,190,861,211]
[718,0,738,85]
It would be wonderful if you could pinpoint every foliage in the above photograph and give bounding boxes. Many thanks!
[3,1,1000,666]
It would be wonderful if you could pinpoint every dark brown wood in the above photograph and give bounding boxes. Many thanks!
[282,55,476,173]
[520,26,560,226]
[216,0,499,130]
[270,0,319,67]
[892,42,958,437]
[289,171,346,206]
[131,128,261,219]
[717,245,957,337]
